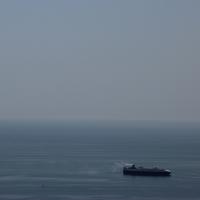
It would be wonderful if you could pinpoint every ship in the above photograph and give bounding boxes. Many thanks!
[123,164,171,176]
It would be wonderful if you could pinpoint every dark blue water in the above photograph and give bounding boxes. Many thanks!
[0,121,199,200]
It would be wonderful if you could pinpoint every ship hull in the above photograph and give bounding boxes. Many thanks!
[123,168,171,176]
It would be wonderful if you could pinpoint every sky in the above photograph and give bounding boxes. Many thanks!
[0,0,199,121]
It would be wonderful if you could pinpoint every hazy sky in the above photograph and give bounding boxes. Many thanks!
[0,0,199,121]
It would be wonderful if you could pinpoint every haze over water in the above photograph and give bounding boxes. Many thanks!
[0,0,200,199]
[0,0,200,121]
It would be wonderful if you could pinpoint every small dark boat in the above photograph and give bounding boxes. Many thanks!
[123,164,171,176]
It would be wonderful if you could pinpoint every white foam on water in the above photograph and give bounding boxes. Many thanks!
[111,160,130,173]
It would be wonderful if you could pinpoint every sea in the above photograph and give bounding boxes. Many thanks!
[0,120,199,200]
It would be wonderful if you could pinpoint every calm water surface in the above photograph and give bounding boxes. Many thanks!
[0,121,199,200]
